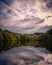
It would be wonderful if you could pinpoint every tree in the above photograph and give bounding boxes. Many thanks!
[0,31,4,51]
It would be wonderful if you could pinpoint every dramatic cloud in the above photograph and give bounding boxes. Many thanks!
[0,0,52,33]
[45,0,52,8]
[36,26,52,32]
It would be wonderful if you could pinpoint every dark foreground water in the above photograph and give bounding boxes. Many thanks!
[0,46,52,65]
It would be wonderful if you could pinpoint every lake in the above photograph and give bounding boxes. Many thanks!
[0,46,52,65]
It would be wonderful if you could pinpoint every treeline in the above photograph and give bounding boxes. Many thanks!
[38,29,52,52]
[0,29,39,51]
[0,28,52,52]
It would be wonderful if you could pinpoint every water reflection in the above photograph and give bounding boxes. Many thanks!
[0,46,52,65]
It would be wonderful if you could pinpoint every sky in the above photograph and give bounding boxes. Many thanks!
[0,0,52,33]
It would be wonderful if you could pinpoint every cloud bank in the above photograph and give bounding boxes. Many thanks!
[0,0,52,33]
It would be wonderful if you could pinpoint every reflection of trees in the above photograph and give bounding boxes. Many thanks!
[0,28,52,52]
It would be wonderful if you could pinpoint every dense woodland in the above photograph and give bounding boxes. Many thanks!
[0,28,52,52]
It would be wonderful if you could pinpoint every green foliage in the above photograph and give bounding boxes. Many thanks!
[46,32,52,52]
[20,34,28,46]
[46,28,52,34]
[14,34,21,46]
[38,34,47,47]
[0,31,4,51]
[7,33,17,48]
[0,28,52,52]
[39,29,52,52]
